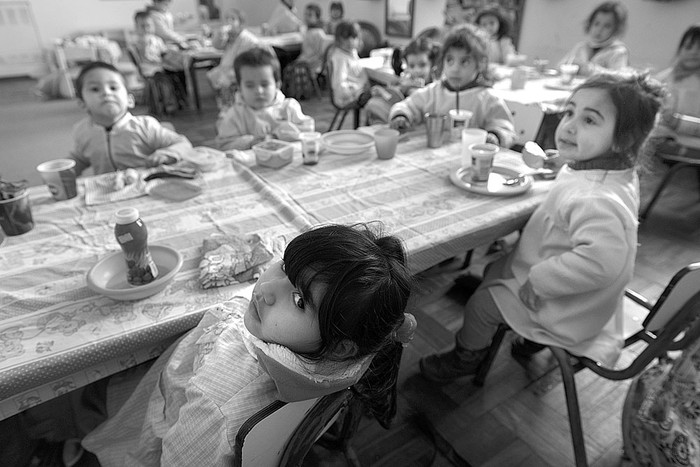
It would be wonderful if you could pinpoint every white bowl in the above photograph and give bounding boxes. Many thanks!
[86,245,183,301]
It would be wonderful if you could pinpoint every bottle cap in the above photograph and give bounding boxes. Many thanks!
[115,207,139,224]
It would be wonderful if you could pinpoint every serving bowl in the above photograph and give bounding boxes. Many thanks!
[86,245,183,301]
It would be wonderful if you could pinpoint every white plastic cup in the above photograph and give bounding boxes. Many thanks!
[469,143,499,182]
[299,131,321,165]
[461,128,488,169]
[448,109,473,142]
[374,129,400,160]
[36,159,77,201]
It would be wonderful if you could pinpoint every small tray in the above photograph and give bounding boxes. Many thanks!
[146,179,203,201]
[321,130,374,155]
[449,166,533,196]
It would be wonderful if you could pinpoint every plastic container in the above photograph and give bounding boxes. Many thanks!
[252,140,294,168]
[114,207,159,286]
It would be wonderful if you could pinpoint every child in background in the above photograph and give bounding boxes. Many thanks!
[389,24,516,148]
[70,61,192,175]
[365,37,441,125]
[83,223,414,466]
[215,47,314,151]
[559,1,629,76]
[206,9,273,109]
[328,21,372,109]
[266,0,304,35]
[420,72,664,383]
[475,4,516,65]
[294,3,332,78]
[639,25,700,209]
[325,1,344,35]
[145,0,189,49]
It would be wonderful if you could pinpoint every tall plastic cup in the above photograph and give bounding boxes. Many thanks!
[461,129,488,169]
[425,113,447,148]
[469,143,499,182]
[36,159,77,201]
[448,109,473,142]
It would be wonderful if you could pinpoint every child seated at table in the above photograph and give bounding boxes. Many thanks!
[558,1,629,76]
[82,223,415,466]
[328,21,372,109]
[69,61,192,175]
[365,37,441,125]
[215,47,314,151]
[389,24,516,148]
[145,0,190,50]
[475,4,516,65]
[420,72,663,382]
[266,0,304,35]
[206,8,274,109]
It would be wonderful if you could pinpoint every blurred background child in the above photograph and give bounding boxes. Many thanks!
[389,24,515,148]
[294,3,332,79]
[215,48,313,151]
[145,0,189,49]
[328,21,372,109]
[266,0,304,35]
[558,1,629,76]
[325,1,344,35]
[475,4,516,65]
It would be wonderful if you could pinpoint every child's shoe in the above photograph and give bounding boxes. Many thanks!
[419,345,489,383]
[510,337,546,359]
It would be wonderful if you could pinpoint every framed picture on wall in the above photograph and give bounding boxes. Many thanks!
[386,0,414,38]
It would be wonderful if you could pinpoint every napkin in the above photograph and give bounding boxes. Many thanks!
[198,233,274,289]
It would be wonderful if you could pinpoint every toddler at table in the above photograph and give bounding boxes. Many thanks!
[215,47,314,151]
[328,21,372,109]
[639,25,700,209]
[389,24,516,148]
[69,61,192,175]
[420,72,664,383]
[475,4,516,65]
[145,0,189,50]
[365,37,441,125]
[558,1,629,76]
[82,224,415,466]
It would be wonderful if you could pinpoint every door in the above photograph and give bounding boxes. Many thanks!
[0,1,43,78]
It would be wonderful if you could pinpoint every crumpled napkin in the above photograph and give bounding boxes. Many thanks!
[199,233,274,289]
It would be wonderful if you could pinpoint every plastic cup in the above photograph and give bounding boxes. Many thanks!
[461,128,488,169]
[36,159,77,201]
[448,109,473,142]
[299,131,321,165]
[374,128,400,160]
[0,190,34,236]
[425,113,447,148]
[469,143,499,182]
[559,64,579,85]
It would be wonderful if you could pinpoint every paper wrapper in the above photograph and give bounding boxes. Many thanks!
[198,233,275,289]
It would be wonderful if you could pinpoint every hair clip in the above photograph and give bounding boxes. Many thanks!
[391,312,417,347]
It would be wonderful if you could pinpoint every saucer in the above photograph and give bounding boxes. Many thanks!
[450,166,533,196]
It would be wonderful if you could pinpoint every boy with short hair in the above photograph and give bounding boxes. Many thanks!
[70,61,192,175]
[215,48,314,151]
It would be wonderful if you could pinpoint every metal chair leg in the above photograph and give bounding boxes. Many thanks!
[550,347,588,467]
[473,324,508,387]
[640,162,689,220]
[328,110,342,132]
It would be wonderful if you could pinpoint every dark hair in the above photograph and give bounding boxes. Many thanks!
[329,1,344,15]
[334,20,359,43]
[283,223,413,361]
[133,10,151,23]
[305,3,321,20]
[75,61,126,100]
[585,1,627,37]
[233,47,281,83]
[573,73,664,160]
[475,4,512,40]
[223,8,245,24]
[677,25,700,55]
[396,37,441,82]
[440,24,493,84]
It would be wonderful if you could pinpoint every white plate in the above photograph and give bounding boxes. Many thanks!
[450,165,533,196]
[86,245,183,301]
[321,130,375,155]
[543,77,584,91]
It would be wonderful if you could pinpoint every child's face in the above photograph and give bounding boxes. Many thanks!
[678,38,700,70]
[330,7,342,20]
[244,260,323,354]
[478,14,500,37]
[555,88,617,163]
[339,35,359,52]
[443,47,482,88]
[135,17,155,36]
[238,65,278,110]
[79,68,133,127]
[588,11,617,42]
[405,52,431,81]
[304,9,320,27]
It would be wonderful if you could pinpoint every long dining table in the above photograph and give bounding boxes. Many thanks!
[0,132,554,421]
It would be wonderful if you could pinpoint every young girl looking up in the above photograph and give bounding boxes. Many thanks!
[389,24,516,148]
[559,1,629,76]
[475,4,515,65]
[328,21,372,109]
[420,72,664,383]
[83,224,414,466]
[365,37,441,124]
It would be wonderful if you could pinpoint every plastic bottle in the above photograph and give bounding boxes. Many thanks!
[114,207,158,286]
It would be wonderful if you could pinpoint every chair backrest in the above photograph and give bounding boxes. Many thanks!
[507,101,545,146]
[644,262,700,332]
[357,21,382,58]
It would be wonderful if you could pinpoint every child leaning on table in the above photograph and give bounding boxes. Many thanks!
[215,47,313,151]
[420,72,664,384]
[389,24,516,148]
[328,21,372,108]
[69,61,193,176]
[82,223,415,466]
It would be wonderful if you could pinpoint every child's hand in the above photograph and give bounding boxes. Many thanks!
[147,153,177,167]
[519,280,540,311]
[486,133,500,146]
[390,116,410,132]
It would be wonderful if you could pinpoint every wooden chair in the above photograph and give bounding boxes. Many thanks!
[472,262,700,467]
[640,136,700,221]
[323,46,363,132]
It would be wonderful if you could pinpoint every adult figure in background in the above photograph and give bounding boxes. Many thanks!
[266,0,304,35]
[146,0,189,49]
[558,1,629,76]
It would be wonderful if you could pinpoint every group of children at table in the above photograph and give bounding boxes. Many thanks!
[12,0,699,464]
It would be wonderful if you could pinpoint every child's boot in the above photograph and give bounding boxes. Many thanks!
[419,343,489,383]
[510,337,546,359]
